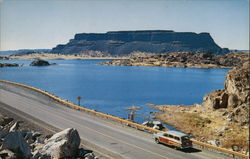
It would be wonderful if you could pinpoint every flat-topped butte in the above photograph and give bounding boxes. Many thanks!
[51,30,229,54]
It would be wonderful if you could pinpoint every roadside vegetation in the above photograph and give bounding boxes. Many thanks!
[155,105,249,154]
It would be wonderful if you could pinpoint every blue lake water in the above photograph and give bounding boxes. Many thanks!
[0,59,229,127]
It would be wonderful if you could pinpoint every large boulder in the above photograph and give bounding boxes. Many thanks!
[1,132,31,159]
[40,128,80,159]
[202,90,228,109]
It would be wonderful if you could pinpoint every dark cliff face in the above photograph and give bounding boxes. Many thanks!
[51,30,228,55]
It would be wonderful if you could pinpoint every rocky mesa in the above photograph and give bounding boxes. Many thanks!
[51,30,229,55]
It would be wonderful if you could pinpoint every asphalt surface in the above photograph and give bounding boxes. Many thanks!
[0,82,232,159]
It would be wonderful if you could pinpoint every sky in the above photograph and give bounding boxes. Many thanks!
[0,0,249,50]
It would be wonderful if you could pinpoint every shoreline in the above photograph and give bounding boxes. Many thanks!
[100,63,233,69]
[99,52,249,69]
[0,81,129,159]
[3,52,249,70]
[147,61,249,154]
[1,79,248,158]
[4,53,128,60]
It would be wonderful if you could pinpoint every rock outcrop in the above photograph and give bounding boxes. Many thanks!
[100,52,248,68]
[0,112,97,159]
[150,59,249,153]
[30,59,56,66]
[0,56,9,60]
[2,132,31,159]
[0,63,19,67]
[51,30,229,55]
[40,128,80,158]
[203,61,250,125]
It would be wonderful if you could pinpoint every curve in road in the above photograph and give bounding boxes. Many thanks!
[0,82,231,159]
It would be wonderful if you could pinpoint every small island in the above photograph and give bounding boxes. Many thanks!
[0,63,19,67]
[30,59,56,66]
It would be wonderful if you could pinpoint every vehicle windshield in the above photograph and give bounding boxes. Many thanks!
[181,136,190,142]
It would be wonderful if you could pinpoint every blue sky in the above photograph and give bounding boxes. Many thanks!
[0,0,249,50]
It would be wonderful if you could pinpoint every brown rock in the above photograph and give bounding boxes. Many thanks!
[220,92,228,108]
[227,94,239,108]
[202,90,225,109]
[202,61,249,125]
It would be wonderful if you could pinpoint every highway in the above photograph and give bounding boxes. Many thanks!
[0,82,231,159]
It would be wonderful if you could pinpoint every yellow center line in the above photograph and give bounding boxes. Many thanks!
[33,104,170,159]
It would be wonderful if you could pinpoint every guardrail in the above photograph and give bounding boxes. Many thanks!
[0,80,248,159]
[0,80,161,134]
[191,139,248,158]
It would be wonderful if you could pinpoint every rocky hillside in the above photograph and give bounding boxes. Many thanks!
[100,52,248,68]
[153,60,249,152]
[51,30,229,55]
[203,60,250,125]
[0,113,97,159]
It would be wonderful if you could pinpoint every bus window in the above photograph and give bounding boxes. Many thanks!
[174,136,180,140]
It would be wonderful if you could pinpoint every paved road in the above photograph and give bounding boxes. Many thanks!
[0,82,231,159]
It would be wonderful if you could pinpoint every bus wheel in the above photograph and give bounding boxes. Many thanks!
[155,138,160,144]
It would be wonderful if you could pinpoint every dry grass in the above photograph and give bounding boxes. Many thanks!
[222,125,249,151]
[155,105,249,153]
[156,112,212,137]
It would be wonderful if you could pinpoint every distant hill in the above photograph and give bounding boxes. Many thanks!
[0,49,51,56]
[51,30,229,55]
